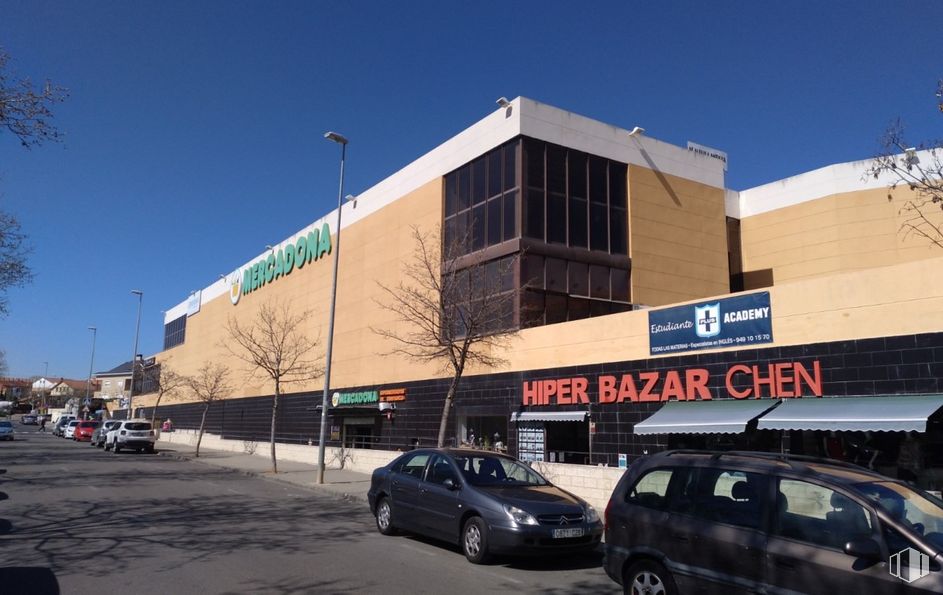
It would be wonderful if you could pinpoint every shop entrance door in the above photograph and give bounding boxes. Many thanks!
[343,417,375,450]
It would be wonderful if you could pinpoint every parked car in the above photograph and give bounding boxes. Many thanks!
[63,420,80,439]
[0,420,14,440]
[73,420,100,442]
[91,420,122,448]
[368,448,603,564]
[52,416,75,436]
[20,414,38,425]
[604,450,943,594]
[105,420,156,453]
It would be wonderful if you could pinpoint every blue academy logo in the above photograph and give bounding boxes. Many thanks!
[695,303,721,338]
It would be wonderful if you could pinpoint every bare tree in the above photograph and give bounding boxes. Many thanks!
[187,362,232,458]
[225,301,321,473]
[867,80,943,248]
[142,361,186,429]
[0,48,68,148]
[373,225,519,447]
[0,48,66,316]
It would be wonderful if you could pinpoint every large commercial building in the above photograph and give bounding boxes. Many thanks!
[135,97,943,490]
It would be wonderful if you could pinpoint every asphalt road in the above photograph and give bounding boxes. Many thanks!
[0,425,618,595]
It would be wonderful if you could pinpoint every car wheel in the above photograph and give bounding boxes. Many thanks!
[462,516,491,564]
[623,560,678,595]
[375,497,397,536]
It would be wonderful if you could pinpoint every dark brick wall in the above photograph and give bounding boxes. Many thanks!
[143,331,943,460]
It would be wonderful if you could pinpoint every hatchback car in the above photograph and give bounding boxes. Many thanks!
[63,420,80,439]
[20,414,38,425]
[52,416,75,436]
[91,420,121,448]
[73,420,100,442]
[604,450,943,594]
[368,448,603,564]
[105,420,156,453]
[0,420,14,440]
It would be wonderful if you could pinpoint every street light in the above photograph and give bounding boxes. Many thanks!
[318,130,348,484]
[128,290,143,418]
[85,326,97,420]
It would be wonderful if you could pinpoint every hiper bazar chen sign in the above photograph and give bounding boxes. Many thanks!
[228,223,332,305]
[649,292,773,355]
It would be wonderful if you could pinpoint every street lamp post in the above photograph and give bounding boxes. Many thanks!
[318,131,348,484]
[128,290,143,418]
[85,326,97,420]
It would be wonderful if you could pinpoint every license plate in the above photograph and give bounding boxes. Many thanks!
[552,527,584,539]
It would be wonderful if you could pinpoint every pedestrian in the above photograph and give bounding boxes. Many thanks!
[39,416,46,432]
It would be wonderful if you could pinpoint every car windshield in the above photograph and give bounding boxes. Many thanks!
[856,480,943,549]
[0,421,11,428]
[452,454,548,487]
[124,423,150,431]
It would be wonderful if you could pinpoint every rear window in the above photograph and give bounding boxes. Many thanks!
[0,421,12,428]
[79,421,98,428]
[124,423,151,431]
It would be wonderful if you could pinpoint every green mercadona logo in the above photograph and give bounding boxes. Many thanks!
[230,223,332,305]
[332,391,379,407]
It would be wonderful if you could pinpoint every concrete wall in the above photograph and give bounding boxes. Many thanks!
[157,430,625,511]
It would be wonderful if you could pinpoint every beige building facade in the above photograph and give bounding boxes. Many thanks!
[133,98,943,485]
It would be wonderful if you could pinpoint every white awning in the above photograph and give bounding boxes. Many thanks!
[511,411,588,423]
[634,399,780,435]
[756,395,943,432]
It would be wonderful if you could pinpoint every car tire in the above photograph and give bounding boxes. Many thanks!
[623,560,678,595]
[461,516,491,564]
[375,497,397,536]
[145,445,155,454]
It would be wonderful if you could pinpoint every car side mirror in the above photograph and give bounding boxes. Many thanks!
[844,538,881,561]
[443,478,460,491]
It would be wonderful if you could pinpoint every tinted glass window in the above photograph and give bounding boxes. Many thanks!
[398,453,430,479]
[472,158,486,205]
[487,197,501,246]
[125,423,151,431]
[452,455,547,487]
[524,188,544,240]
[627,468,674,510]
[684,469,767,529]
[426,454,460,486]
[548,193,566,244]
[502,191,517,241]
[775,479,873,549]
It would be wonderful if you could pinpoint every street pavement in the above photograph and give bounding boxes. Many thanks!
[1,423,618,594]
[154,440,374,505]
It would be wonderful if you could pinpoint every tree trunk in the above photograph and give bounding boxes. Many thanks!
[436,374,462,447]
[150,393,163,430]
[196,403,209,458]
[270,379,279,474]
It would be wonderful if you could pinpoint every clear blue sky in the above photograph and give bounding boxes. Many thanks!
[0,1,940,380]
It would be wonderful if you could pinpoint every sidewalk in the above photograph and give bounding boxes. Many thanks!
[156,441,373,505]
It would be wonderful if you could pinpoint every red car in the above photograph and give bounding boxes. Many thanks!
[73,420,100,442]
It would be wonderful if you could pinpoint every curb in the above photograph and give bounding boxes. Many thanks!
[156,449,370,505]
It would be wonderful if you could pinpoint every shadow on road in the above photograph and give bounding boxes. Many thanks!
[0,567,60,594]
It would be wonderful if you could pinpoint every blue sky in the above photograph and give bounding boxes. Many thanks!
[0,1,940,380]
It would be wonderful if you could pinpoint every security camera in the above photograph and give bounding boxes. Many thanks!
[496,97,510,108]
[628,126,645,137]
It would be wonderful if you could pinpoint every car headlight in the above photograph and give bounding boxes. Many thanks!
[503,504,538,526]
[583,504,599,524]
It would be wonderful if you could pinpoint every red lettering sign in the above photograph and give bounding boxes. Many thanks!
[524,360,822,406]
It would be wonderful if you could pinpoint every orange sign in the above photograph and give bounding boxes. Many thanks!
[380,388,407,403]
[523,360,822,406]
